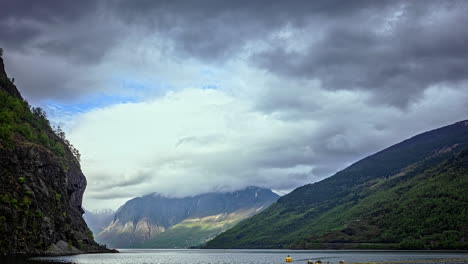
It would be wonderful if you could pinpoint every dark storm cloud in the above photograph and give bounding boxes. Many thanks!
[0,23,41,51]
[0,0,99,54]
[2,0,466,106]
[0,1,117,101]
[0,0,96,21]
[1,0,390,62]
[253,1,468,107]
[111,0,468,107]
[112,0,393,61]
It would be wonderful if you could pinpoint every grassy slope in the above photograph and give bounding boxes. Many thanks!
[205,122,468,249]
[297,149,468,249]
[136,209,260,248]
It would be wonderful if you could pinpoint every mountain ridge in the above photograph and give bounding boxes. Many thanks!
[97,186,279,248]
[205,120,468,249]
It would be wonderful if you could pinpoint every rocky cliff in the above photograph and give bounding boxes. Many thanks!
[0,56,113,255]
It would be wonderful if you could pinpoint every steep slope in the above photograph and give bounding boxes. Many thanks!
[138,207,261,248]
[205,121,468,249]
[0,56,112,255]
[97,187,279,248]
[295,149,468,249]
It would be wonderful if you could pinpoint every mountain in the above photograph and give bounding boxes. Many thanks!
[97,187,279,248]
[83,209,115,236]
[205,121,468,250]
[0,56,114,255]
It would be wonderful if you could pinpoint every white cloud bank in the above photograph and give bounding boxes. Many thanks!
[69,88,311,209]
[68,82,468,210]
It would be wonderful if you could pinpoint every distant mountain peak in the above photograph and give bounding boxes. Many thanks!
[97,186,279,248]
[146,186,273,199]
[458,120,468,127]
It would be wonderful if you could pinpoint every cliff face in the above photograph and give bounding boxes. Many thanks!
[0,57,111,255]
[0,58,21,99]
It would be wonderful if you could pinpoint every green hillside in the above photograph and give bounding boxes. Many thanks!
[136,209,257,248]
[205,121,468,249]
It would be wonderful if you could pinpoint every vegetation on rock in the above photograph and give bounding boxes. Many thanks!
[0,54,110,255]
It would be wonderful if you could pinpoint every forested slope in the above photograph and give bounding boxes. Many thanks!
[205,121,468,249]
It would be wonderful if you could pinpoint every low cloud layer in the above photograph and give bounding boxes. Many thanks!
[1,1,468,209]
[69,84,468,210]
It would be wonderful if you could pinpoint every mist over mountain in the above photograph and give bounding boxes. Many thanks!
[83,209,115,236]
[97,187,278,248]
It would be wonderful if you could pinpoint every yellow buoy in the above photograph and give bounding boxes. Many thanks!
[286,256,293,263]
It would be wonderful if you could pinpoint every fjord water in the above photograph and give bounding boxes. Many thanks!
[12,249,468,264]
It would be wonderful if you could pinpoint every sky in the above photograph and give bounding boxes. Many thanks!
[1,0,468,211]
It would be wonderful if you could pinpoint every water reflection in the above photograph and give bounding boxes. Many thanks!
[2,249,467,264]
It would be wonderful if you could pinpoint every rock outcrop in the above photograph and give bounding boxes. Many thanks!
[0,56,114,255]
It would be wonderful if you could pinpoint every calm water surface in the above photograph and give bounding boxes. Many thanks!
[3,249,468,264]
